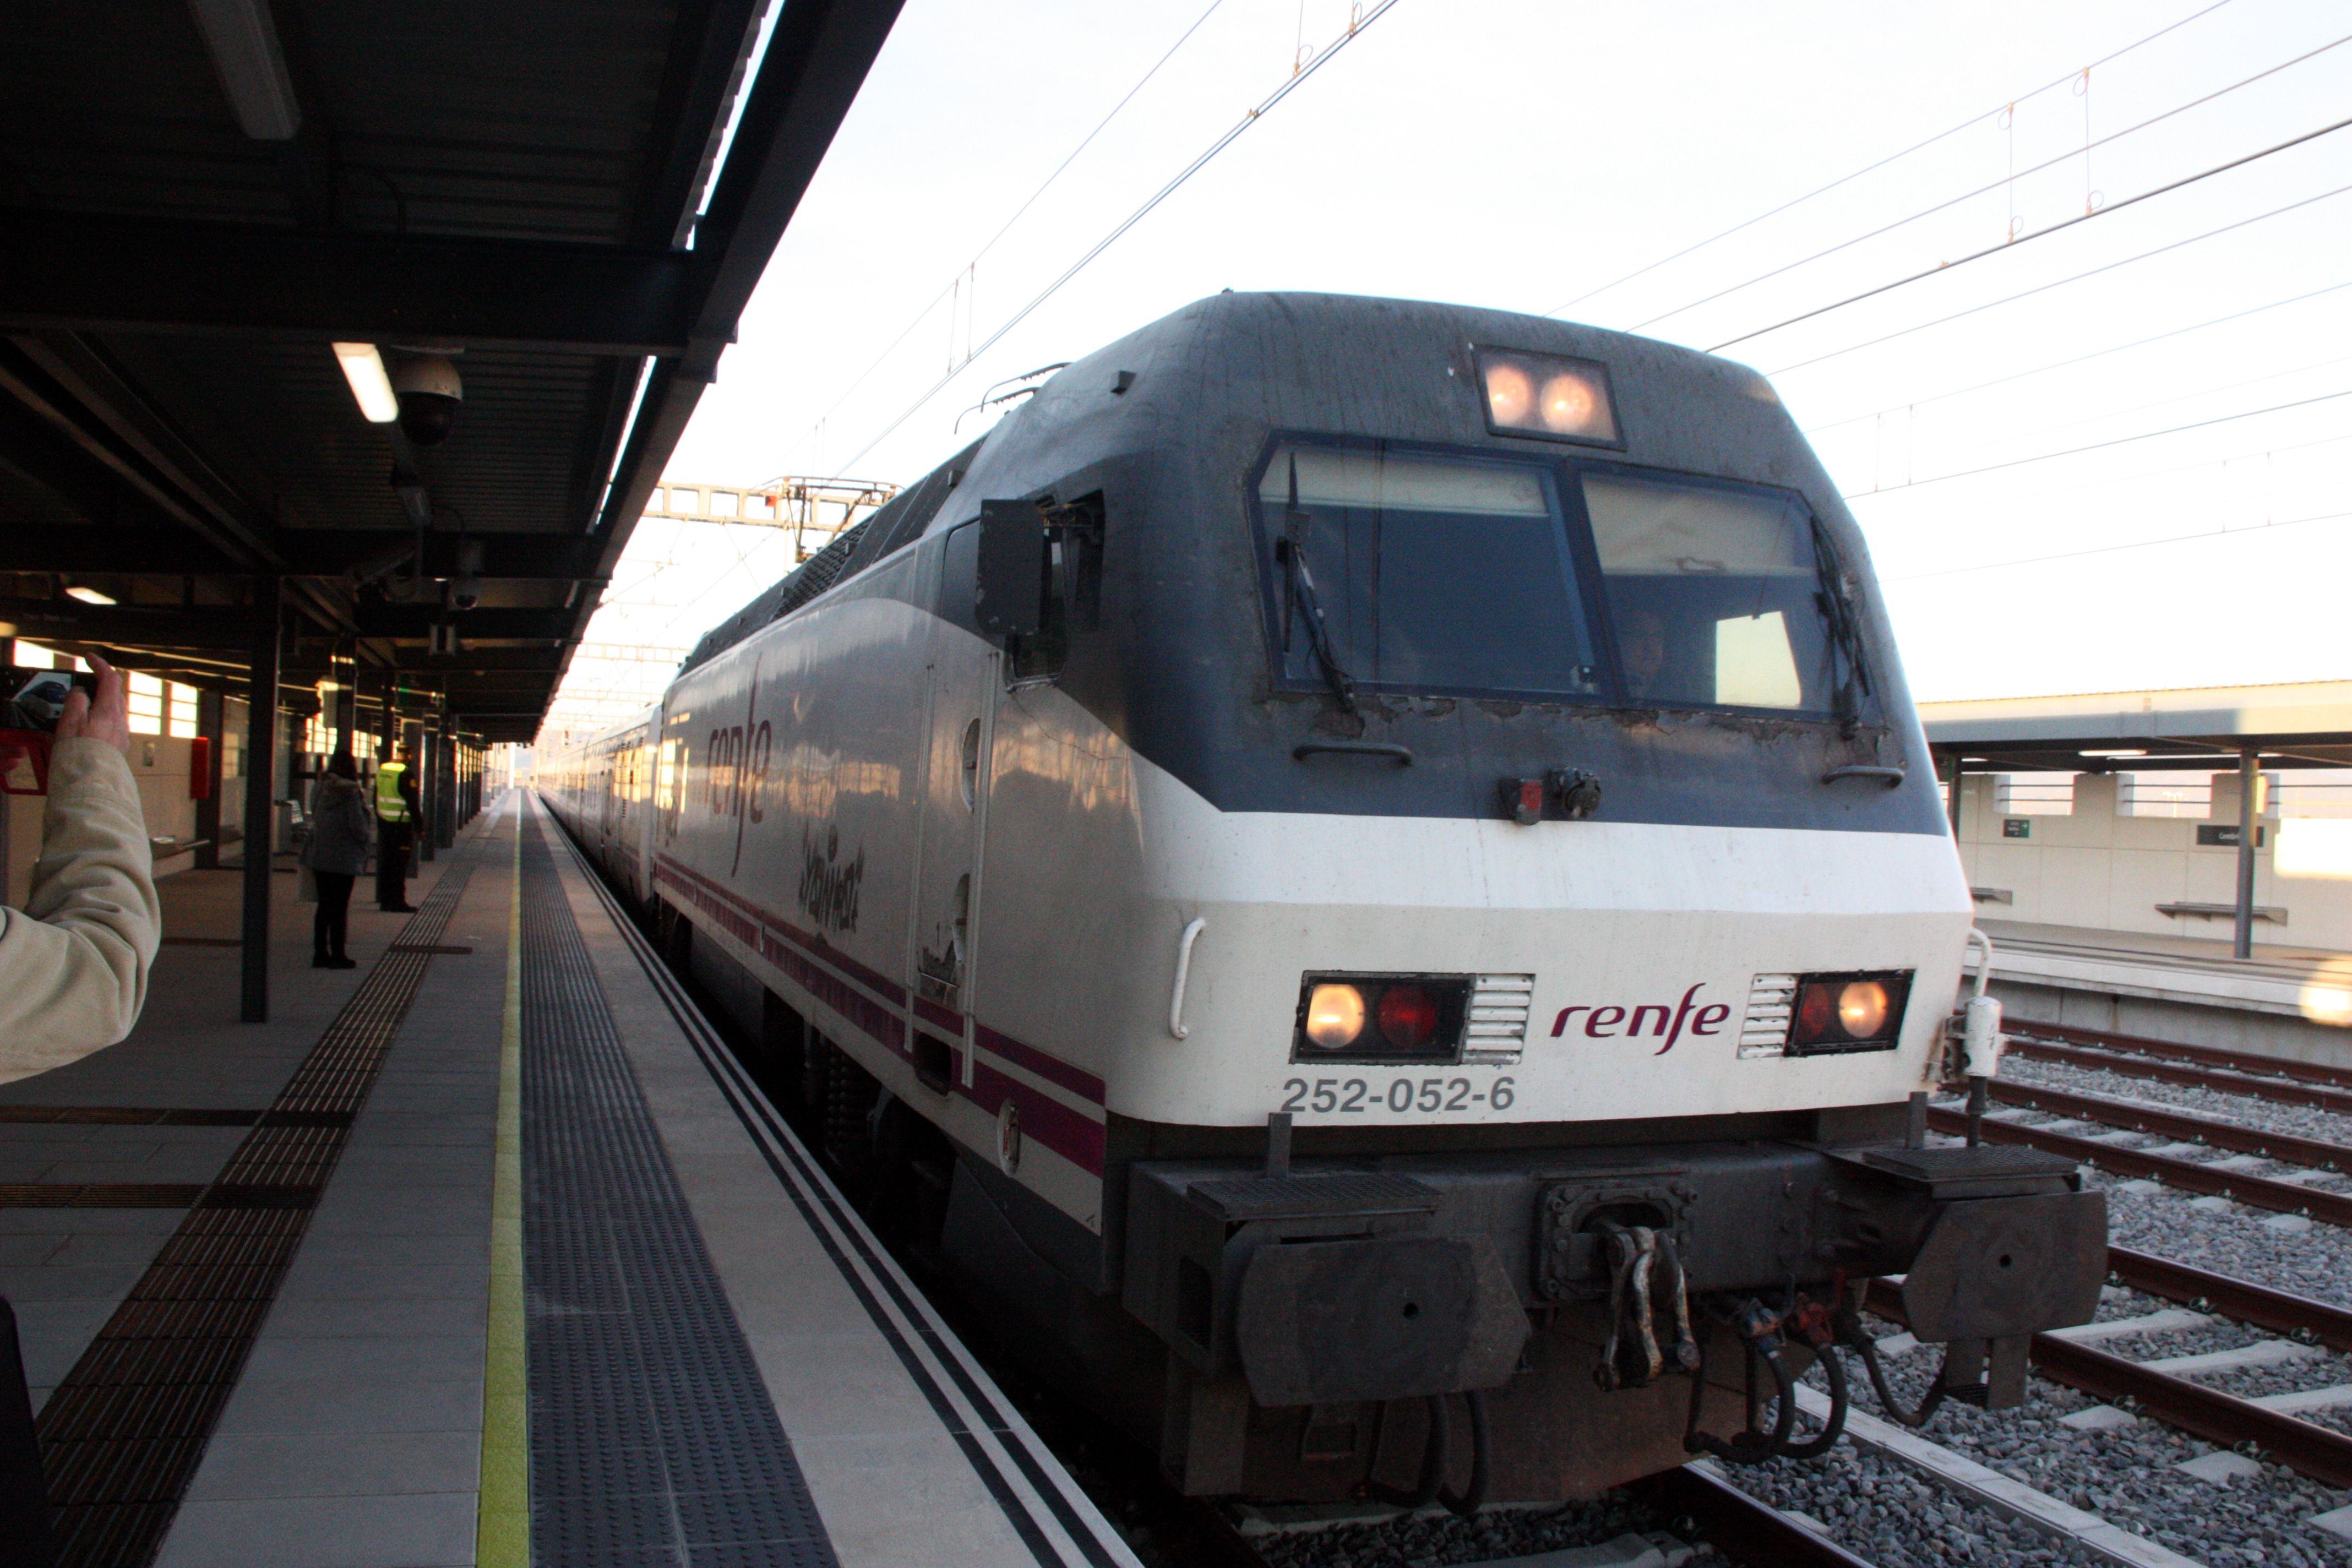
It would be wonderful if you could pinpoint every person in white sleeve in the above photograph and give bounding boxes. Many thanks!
[0,657,161,1085]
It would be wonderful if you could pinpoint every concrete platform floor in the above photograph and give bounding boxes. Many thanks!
[1,793,1132,1568]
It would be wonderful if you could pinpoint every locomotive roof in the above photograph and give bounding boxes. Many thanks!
[683,290,1828,673]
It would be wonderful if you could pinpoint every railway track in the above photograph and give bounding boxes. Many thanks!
[1868,1247,2352,1490]
[1924,1103,2352,1224]
[2013,1020,2352,1093]
[2006,1027,2352,1118]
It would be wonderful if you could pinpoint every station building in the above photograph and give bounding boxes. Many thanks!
[1925,679,2352,1064]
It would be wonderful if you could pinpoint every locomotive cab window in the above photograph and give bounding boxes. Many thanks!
[1254,443,1599,701]
[1579,470,1842,715]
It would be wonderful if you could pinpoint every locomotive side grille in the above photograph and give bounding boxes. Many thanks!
[1463,974,1534,1064]
[1740,973,1798,1058]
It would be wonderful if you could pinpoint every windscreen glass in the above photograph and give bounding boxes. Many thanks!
[1580,471,1837,714]
[1256,445,1599,700]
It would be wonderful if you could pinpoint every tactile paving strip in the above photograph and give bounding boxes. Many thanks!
[31,845,482,1568]
[518,819,837,1568]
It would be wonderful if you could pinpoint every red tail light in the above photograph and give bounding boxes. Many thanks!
[1377,985,1439,1049]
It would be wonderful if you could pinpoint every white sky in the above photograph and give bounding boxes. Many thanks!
[565,0,2352,724]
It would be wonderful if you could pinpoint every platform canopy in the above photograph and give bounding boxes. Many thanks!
[1920,680,2352,775]
[0,0,903,742]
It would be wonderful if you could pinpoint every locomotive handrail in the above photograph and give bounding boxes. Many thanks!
[1169,918,1207,1039]
[1292,742,1413,765]
[1821,764,1905,787]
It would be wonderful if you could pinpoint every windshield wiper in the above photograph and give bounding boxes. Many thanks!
[1276,454,1359,716]
[1811,521,1874,737]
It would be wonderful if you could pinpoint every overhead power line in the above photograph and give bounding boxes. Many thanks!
[1887,507,2352,581]
[1845,386,2352,497]
[1541,0,2239,318]
[839,0,1406,473]
[1871,427,2352,514]
[1711,113,2352,353]
[1882,347,2352,470]
[1764,178,2352,377]
[783,0,1230,470]
[1803,277,2352,435]
[1632,29,2352,334]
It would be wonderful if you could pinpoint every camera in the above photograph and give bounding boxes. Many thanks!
[2,668,98,734]
[389,352,462,446]
[447,538,484,611]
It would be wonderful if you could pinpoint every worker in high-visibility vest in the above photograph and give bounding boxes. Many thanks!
[373,751,422,912]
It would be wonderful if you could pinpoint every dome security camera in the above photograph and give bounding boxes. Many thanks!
[389,352,462,445]
[448,538,484,612]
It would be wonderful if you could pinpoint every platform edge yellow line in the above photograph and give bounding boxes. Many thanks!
[478,803,529,1567]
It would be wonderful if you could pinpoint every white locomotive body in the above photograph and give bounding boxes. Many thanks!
[544,293,2103,1500]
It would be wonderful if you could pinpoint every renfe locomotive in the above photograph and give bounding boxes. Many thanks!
[541,292,2105,1503]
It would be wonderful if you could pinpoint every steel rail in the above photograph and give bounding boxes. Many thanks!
[2016,1020,2352,1093]
[1922,1106,2352,1226]
[1985,1077,2351,1172]
[2108,1246,2352,1353]
[1864,1279,2352,1491]
[2003,1036,2352,1118]
[1641,1464,1878,1568]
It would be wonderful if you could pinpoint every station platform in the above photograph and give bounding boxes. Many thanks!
[2,792,1133,1568]
[1975,917,2352,1066]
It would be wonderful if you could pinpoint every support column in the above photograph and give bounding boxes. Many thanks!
[2235,747,2259,961]
[193,689,224,870]
[241,582,281,1023]
[437,717,456,848]
[416,726,437,864]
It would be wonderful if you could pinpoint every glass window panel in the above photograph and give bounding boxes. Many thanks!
[127,672,163,735]
[1256,445,1599,699]
[1581,472,1836,713]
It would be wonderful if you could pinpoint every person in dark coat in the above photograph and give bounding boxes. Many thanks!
[301,754,373,969]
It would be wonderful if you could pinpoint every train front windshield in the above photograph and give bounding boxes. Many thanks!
[1254,442,1847,714]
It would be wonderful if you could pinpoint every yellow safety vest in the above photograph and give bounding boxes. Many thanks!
[375,763,411,823]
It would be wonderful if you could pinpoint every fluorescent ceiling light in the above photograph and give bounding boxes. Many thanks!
[2079,748,2148,758]
[333,343,400,423]
[189,0,301,140]
[65,586,116,605]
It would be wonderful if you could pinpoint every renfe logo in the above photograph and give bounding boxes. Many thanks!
[1551,984,1731,1055]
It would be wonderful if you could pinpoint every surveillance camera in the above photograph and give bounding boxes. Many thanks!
[447,538,483,611]
[389,353,462,446]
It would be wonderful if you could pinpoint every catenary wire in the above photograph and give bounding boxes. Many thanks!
[1842,386,2352,497]
[1709,113,2352,352]
[1629,30,2352,334]
[1802,277,2352,434]
[1540,0,2240,318]
[1886,507,2352,581]
[781,0,1229,469]
[836,0,1406,474]
[1877,346,2352,467]
[1762,178,2352,376]
[1863,427,2352,513]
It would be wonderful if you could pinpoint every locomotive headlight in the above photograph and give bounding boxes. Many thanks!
[1484,361,1533,426]
[1539,371,1599,434]
[1304,984,1366,1050]
[1786,970,1913,1055]
[1475,349,1619,445]
[1293,973,1473,1063]
[1837,980,1890,1038]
